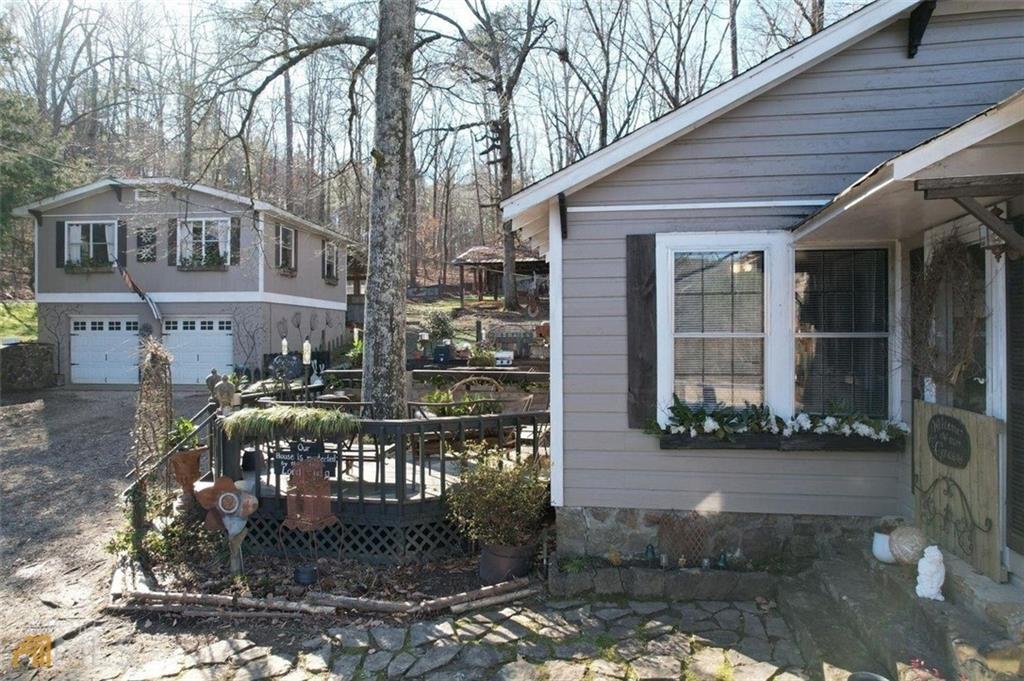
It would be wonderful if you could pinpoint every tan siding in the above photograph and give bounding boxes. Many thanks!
[556,10,1024,517]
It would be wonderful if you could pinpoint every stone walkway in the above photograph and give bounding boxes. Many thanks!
[113,596,807,681]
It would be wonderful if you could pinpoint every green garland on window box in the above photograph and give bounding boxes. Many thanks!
[653,396,907,452]
[177,250,228,271]
[64,255,113,273]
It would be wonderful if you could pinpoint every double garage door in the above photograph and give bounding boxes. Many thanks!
[69,315,233,385]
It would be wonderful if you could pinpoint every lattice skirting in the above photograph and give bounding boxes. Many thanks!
[243,513,467,564]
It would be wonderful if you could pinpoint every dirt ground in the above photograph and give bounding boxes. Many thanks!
[0,388,210,679]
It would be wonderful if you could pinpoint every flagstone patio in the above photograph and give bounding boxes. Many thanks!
[118,595,806,681]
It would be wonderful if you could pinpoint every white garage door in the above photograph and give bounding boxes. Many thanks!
[163,316,234,385]
[70,317,140,384]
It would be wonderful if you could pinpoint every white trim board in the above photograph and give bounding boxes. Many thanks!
[501,0,918,221]
[567,200,829,213]
[36,291,347,311]
[547,198,565,507]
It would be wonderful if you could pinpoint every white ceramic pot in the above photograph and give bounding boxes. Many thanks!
[872,532,896,564]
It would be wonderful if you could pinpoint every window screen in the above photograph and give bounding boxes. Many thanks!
[794,249,889,417]
[673,251,764,408]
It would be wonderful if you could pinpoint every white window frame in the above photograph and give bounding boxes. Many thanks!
[65,220,117,265]
[656,231,794,427]
[177,218,229,265]
[324,242,338,280]
[792,243,899,420]
[277,224,296,269]
[657,231,902,427]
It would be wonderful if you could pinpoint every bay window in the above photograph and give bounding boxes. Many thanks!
[178,218,228,266]
[67,222,115,265]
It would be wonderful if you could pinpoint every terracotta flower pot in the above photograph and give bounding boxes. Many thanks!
[479,542,535,585]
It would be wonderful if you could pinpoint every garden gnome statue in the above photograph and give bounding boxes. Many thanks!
[214,374,236,414]
[916,545,945,601]
[205,368,220,401]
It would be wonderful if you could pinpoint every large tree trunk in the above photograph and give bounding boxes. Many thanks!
[498,103,518,311]
[361,0,415,419]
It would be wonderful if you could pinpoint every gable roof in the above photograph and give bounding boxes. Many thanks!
[13,176,347,242]
[451,245,545,266]
[500,0,920,222]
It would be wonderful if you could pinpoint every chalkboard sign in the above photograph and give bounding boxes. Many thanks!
[927,413,971,469]
[273,440,337,476]
[269,353,304,380]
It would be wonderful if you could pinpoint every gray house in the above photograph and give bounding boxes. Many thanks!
[15,178,347,385]
[503,0,1024,582]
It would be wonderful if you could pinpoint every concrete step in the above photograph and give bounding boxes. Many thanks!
[778,574,887,681]
[814,558,954,680]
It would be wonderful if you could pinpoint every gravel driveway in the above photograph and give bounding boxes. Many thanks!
[1,388,207,679]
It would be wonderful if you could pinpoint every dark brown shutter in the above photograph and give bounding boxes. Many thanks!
[626,233,658,428]
[167,218,177,265]
[56,221,65,268]
[292,228,298,268]
[1007,222,1024,553]
[321,239,326,278]
[117,219,127,265]
[274,224,282,268]
[230,217,241,265]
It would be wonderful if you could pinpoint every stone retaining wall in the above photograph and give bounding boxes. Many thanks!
[555,506,875,566]
[548,559,778,600]
[0,342,54,390]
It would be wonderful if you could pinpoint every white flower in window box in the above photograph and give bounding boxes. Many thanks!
[702,417,719,434]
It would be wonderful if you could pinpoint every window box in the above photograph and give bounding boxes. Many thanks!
[64,264,113,274]
[659,432,904,452]
[659,432,780,450]
[278,266,297,278]
[323,275,339,286]
[177,264,228,272]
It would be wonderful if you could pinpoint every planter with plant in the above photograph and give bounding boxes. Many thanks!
[64,255,113,273]
[467,346,496,367]
[446,454,550,584]
[178,250,228,271]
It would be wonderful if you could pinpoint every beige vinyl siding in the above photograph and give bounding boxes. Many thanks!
[560,9,1024,516]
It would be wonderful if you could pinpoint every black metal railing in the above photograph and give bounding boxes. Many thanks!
[211,410,550,520]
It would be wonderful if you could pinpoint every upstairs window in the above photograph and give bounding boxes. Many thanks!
[178,218,228,267]
[672,250,765,408]
[67,222,115,265]
[276,224,296,269]
[324,242,338,280]
[794,249,889,418]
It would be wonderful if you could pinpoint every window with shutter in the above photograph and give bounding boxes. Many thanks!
[794,249,889,418]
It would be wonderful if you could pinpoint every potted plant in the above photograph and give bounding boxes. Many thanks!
[446,455,549,584]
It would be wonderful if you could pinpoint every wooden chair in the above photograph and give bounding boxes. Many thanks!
[278,458,338,560]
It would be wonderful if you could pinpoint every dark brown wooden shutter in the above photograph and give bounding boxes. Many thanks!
[230,217,241,265]
[56,221,65,268]
[292,228,298,268]
[167,218,177,265]
[626,233,658,428]
[1007,223,1024,553]
[321,239,326,278]
[117,219,127,265]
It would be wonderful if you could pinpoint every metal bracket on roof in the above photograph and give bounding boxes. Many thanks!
[908,0,936,58]
[558,192,567,240]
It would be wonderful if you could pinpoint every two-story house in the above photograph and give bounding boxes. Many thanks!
[14,177,348,385]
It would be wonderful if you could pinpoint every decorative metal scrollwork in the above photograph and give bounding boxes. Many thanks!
[914,473,993,557]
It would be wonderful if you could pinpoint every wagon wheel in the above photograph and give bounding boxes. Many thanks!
[449,376,505,405]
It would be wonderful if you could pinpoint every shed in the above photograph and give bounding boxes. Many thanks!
[450,245,548,307]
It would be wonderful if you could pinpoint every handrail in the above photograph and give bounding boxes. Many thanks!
[123,404,218,489]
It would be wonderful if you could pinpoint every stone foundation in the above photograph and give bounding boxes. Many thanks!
[0,342,54,390]
[555,506,875,566]
[548,560,778,600]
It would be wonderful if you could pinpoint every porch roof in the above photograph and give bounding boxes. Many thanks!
[792,90,1024,244]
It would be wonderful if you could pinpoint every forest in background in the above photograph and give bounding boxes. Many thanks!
[0,0,866,301]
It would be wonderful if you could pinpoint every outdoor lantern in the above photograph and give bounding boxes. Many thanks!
[281,337,288,355]
[302,337,312,365]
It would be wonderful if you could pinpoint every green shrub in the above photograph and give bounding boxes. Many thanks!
[467,346,496,367]
[167,416,200,450]
[222,405,357,440]
[446,457,549,546]
[346,338,364,367]
[426,309,456,342]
